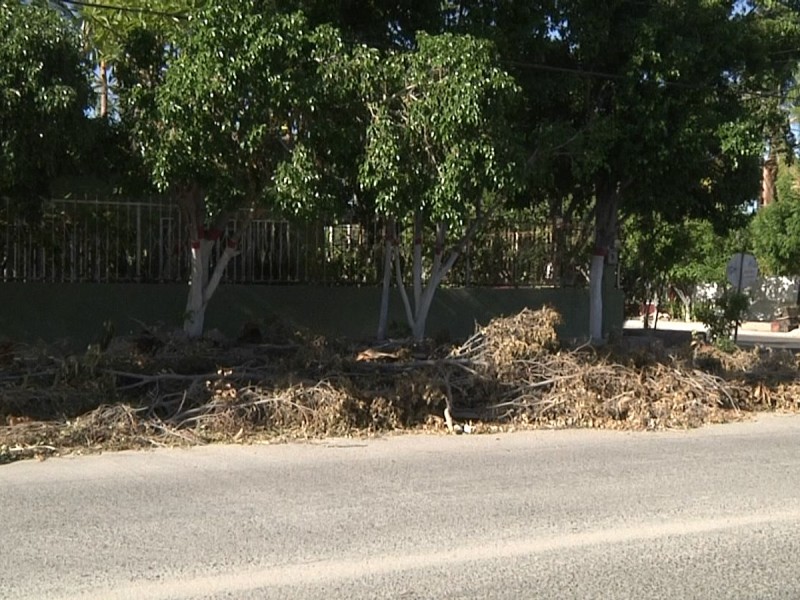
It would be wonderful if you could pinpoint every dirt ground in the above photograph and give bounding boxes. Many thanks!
[1,308,798,464]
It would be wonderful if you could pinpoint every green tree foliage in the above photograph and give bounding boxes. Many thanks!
[150,4,331,208]
[622,216,743,321]
[146,1,347,336]
[621,215,692,319]
[564,1,771,231]
[359,33,521,224]
[739,0,800,205]
[283,0,442,46]
[76,0,192,65]
[669,220,747,291]
[530,0,799,339]
[694,288,750,345]
[751,163,800,275]
[48,0,199,117]
[354,33,523,340]
[0,1,91,205]
[6,0,800,342]
[40,1,202,194]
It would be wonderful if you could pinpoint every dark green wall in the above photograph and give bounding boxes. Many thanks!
[0,281,623,348]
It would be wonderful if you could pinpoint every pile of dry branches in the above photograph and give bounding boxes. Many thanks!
[2,308,799,463]
[445,309,798,428]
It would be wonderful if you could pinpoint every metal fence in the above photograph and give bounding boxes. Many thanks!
[1,197,585,286]
[1,197,180,283]
[0,197,312,283]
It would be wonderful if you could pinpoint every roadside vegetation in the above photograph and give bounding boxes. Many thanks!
[5,1,800,339]
[4,1,800,462]
[2,308,799,464]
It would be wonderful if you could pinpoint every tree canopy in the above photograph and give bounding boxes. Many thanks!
[357,32,521,224]
[151,4,312,205]
[5,0,800,338]
[0,1,91,204]
[356,32,523,339]
[751,162,800,276]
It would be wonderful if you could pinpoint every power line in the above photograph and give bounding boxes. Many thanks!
[60,0,188,19]
[339,30,799,101]
[505,60,627,83]
[504,58,796,101]
[50,2,800,102]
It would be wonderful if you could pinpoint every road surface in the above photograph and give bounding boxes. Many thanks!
[625,318,800,349]
[2,415,800,599]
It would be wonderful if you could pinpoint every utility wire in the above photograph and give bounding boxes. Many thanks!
[60,0,188,19]
[503,59,797,101]
[51,1,800,102]
[337,30,800,101]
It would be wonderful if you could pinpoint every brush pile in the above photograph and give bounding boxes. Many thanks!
[2,308,799,463]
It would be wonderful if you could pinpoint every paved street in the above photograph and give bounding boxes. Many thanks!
[2,415,800,599]
[625,318,800,349]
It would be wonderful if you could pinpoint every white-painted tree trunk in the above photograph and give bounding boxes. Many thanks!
[183,240,239,339]
[673,287,693,321]
[394,221,464,343]
[176,184,248,339]
[397,251,449,343]
[589,252,604,343]
[184,241,210,338]
[590,186,621,344]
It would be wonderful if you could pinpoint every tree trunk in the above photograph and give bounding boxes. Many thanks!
[641,283,651,330]
[183,237,240,338]
[184,239,212,338]
[652,284,663,331]
[394,217,480,343]
[761,145,777,207]
[589,184,620,343]
[549,201,563,284]
[673,286,693,321]
[413,211,423,309]
[589,253,605,341]
[394,212,429,343]
[376,220,395,341]
[177,183,247,338]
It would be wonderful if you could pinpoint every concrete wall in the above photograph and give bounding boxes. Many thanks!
[0,281,623,349]
[747,277,799,321]
[697,277,799,321]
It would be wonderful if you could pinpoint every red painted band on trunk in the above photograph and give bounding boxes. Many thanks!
[593,247,608,256]
[190,240,201,249]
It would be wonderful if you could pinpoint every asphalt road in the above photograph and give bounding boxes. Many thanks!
[733,330,800,349]
[625,320,800,349]
[2,415,800,600]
